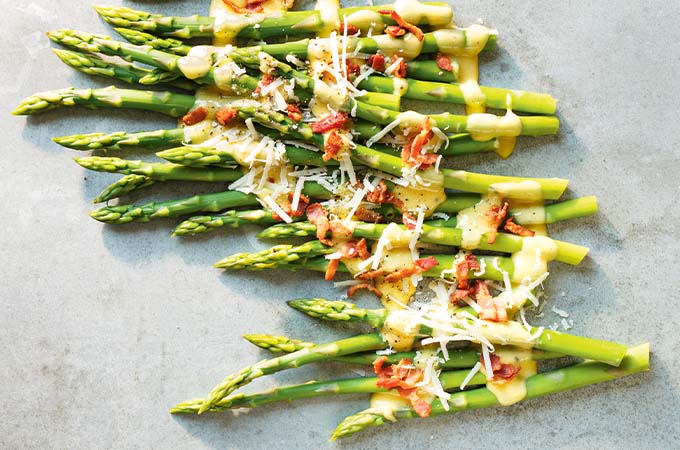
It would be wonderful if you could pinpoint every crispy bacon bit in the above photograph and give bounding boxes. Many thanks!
[401,118,438,167]
[503,217,536,237]
[310,111,349,133]
[339,22,360,35]
[366,180,404,210]
[286,104,302,122]
[322,130,344,162]
[486,202,509,244]
[181,106,208,126]
[378,9,424,41]
[402,211,417,230]
[271,193,309,221]
[345,59,361,78]
[449,289,471,303]
[254,73,275,95]
[215,107,238,126]
[288,192,309,218]
[473,280,508,322]
[385,25,406,38]
[435,53,454,72]
[373,357,431,418]
[306,203,332,246]
[367,54,386,72]
[347,282,382,298]
[481,353,520,383]
[393,57,407,78]
[245,0,264,12]
[325,258,340,281]
[355,238,371,260]
[455,254,480,290]
[383,256,439,282]
[330,220,353,237]
[354,206,383,223]
[355,269,384,280]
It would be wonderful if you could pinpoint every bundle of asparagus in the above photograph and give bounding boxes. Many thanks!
[13,0,648,441]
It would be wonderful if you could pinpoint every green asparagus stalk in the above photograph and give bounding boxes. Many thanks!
[288,298,629,367]
[74,156,243,183]
[258,221,589,265]
[171,367,487,414]
[243,334,563,367]
[51,48,197,91]
[12,86,196,117]
[94,3,457,40]
[330,343,650,440]
[215,241,335,270]
[114,28,191,56]
[172,209,280,237]
[93,174,155,203]
[89,182,331,224]
[197,333,388,414]
[53,129,187,151]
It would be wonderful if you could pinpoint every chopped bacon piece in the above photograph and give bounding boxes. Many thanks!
[355,269,384,280]
[345,59,361,78]
[254,73,275,95]
[435,53,455,72]
[455,254,480,290]
[347,282,382,298]
[366,180,404,210]
[355,238,371,260]
[325,258,340,281]
[245,0,264,12]
[339,22,360,35]
[354,206,383,223]
[472,280,508,322]
[306,203,332,246]
[393,57,407,78]
[402,211,417,230]
[378,9,424,41]
[367,54,386,72]
[215,107,238,126]
[486,202,509,244]
[286,104,302,122]
[330,220,353,238]
[373,357,431,417]
[481,353,520,383]
[383,256,439,282]
[401,118,438,167]
[385,25,406,38]
[181,106,208,126]
[310,111,349,133]
[288,192,309,218]
[322,130,344,162]
[271,193,309,221]
[449,289,471,303]
[503,217,536,237]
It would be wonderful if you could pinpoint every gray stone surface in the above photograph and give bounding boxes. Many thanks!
[1,0,678,448]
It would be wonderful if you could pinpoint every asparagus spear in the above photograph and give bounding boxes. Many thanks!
[52,49,199,91]
[94,3,457,40]
[257,221,590,265]
[197,333,388,414]
[288,299,628,366]
[330,343,650,440]
[172,209,280,237]
[74,156,243,183]
[93,174,155,203]
[113,28,191,56]
[90,182,331,224]
[243,334,563,367]
[171,367,487,414]
[53,129,187,151]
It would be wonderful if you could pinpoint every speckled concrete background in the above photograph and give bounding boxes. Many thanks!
[1,1,678,448]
